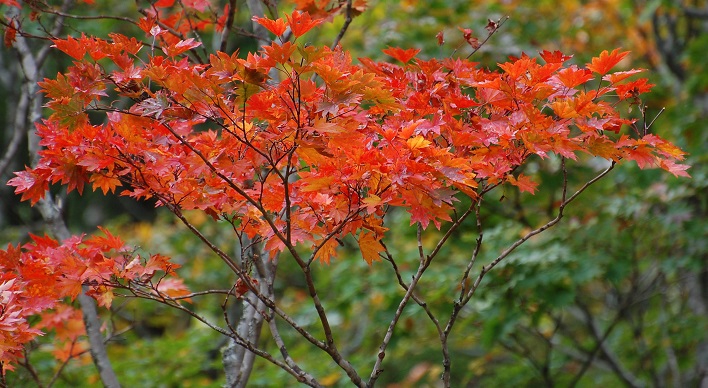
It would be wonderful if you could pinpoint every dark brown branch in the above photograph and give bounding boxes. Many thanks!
[330,0,354,50]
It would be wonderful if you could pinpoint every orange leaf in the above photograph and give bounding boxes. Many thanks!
[358,230,384,265]
[540,50,572,64]
[556,66,593,88]
[286,11,323,38]
[382,47,420,63]
[252,16,288,37]
[314,238,339,264]
[586,48,629,75]
[162,38,201,57]
[52,36,87,60]
[407,135,431,150]
[300,175,335,192]
[155,278,192,303]
[506,174,538,194]
[89,174,121,195]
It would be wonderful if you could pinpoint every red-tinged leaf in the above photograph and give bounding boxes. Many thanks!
[587,136,621,160]
[0,0,20,8]
[361,194,383,214]
[88,286,114,308]
[498,55,537,79]
[37,305,85,340]
[137,95,170,118]
[622,142,657,169]
[262,41,297,64]
[252,15,288,37]
[615,78,653,99]
[358,230,384,265]
[47,96,88,130]
[602,69,644,84]
[92,226,126,251]
[382,46,420,63]
[659,159,691,178]
[52,36,87,60]
[507,174,538,194]
[4,19,17,47]
[555,66,593,88]
[144,253,180,276]
[39,73,75,99]
[647,135,688,160]
[162,38,201,57]
[183,0,210,12]
[485,18,499,33]
[155,278,192,303]
[154,0,175,6]
[286,11,323,38]
[215,4,230,31]
[458,27,480,49]
[8,168,50,205]
[587,48,629,75]
[311,120,345,134]
[51,339,87,362]
[300,175,335,192]
[436,31,444,46]
[137,17,157,35]
[540,50,572,64]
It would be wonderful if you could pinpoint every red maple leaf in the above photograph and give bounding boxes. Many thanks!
[252,15,288,37]
[382,47,421,63]
[587,48,629,75]
[52,35,88,60]
[286,11,323,38]
[8,167,50,205]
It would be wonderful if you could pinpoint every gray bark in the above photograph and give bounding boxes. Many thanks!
[7,2,121,385]
[221,1,279,386]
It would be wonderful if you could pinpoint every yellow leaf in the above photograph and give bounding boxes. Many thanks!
[407,135,431,150]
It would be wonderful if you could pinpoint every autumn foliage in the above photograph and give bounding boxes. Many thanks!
[0,0,690,384]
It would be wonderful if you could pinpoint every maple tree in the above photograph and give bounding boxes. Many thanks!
[0,0,691,386]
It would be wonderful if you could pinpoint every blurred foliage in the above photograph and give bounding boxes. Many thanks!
[1,0,705,386]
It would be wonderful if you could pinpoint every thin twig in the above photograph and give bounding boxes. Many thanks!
[368,224,429,386]
[330,0,354,50]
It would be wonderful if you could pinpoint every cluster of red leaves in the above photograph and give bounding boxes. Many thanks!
[10,13,689,263]
[0,229,188,368]
[3,9,690,370]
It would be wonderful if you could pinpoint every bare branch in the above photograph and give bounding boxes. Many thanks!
[330,0,354,49]
[266,316,323,387]
[570,302,643,388]
[369,224,430,386]
[0,86,28,179]
[219,0,239,52]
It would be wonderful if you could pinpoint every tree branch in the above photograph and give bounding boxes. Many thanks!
[11,6,121,385]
